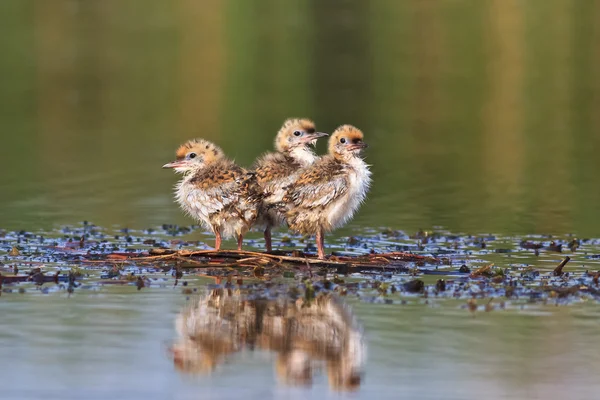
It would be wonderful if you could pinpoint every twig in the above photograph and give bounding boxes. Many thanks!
[81,249,440,273]
[553,256,571,277]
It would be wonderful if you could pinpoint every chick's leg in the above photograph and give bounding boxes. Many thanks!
[214,230,222,251]
[264,227,272,252]
[237,234,244,251]
[316,227,325,259]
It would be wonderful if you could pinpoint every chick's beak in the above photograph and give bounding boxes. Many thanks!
[300,132,328,144]
[348,142,368,151]
[162,160,188,169]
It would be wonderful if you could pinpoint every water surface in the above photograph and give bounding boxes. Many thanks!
[1,1,600,399]
[3,276,600,400]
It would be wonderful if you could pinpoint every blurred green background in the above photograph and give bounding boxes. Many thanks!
[1,0,599,235]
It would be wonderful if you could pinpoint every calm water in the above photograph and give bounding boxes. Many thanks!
[1,1,600,399]
[3,272,600,400]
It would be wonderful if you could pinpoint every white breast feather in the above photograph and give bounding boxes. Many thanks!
[175,178,224,232]
[175,176,249,238]
[289,147,318,168]
[326,157,371,229]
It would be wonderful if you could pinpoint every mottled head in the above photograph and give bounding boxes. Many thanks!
[329,125,368,159]
[162,138,224,174]
[275,118,328,153]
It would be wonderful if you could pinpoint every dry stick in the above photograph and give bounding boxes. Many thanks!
[238,263,263,268]
[258,257,286,269]
[200,250,324,265]
[174,255,207,266]
[553,256,571,277]
[207,249,432,266]
[155,248,424,262]
[82,249,437,273]
[236,257,264,264]
[142,249,351,267]
[368,256,392,264]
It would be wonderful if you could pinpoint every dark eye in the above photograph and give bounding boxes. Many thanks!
[188,153,196,159]
[340,138,346,144]
[293,130,302,137]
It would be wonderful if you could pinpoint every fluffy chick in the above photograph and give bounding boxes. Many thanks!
[279,125,371,259]
[163,139,261,250]
[253,118,328,251]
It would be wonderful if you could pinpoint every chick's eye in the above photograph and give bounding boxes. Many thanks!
[293,130,302,137]
[340,138,346,144]
[188,153,196,159]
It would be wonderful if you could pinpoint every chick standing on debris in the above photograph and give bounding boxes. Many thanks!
[253,118,328,251]
[279,125,371,259]
[163,139,261,250]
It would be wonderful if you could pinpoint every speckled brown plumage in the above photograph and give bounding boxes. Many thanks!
[254,153,304,223]
[186,160,261,227]
[282,158,349,234]
[255,153,302,187]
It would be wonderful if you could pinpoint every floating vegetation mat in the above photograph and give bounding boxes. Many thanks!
[1,223,600,310]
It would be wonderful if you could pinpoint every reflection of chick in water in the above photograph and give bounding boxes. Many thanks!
[170,334,237,375]
[169,288,365,391]
[275,350,313,387]
[170,288,248,374]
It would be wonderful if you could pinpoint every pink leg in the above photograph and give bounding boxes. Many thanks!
[264,227,272,252]
[214,230,222,251]
[316,227,325,259]
[237,234,244,251]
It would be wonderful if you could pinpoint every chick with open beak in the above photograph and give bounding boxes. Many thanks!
[278,125,371,259]
[163,139,261,250]
[252,118,328,252]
